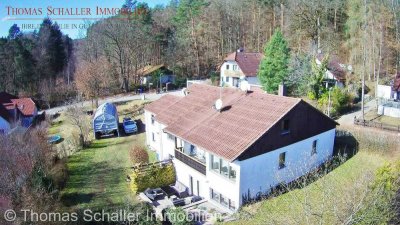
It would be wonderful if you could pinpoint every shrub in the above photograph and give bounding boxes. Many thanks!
[165,207,195,225]
[318,87,353,117]
[130,146,149,165]
[130,163,176,193]
[352,161,400,224]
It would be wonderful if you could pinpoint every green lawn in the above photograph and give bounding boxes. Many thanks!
[54,100,157,211]
[227,151,389,225]
[364,110,400,126]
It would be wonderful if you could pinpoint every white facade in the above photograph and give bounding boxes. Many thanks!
[238,129,335,204]
[377,85,393,100]
[220,61,259,87]
[145,109,336,211]
[0,117,10,134]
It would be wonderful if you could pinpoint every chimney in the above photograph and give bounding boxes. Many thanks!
[278,83,287,96]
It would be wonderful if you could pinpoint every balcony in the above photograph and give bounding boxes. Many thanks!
[175,149,206,175]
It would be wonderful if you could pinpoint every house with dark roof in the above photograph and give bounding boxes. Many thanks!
[316,54,349,88]
[220,49,263,88]
[144,84,337,211]
[138,64,175,86]
[0,92,38,129]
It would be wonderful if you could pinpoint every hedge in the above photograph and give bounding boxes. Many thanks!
[130,163,176,193]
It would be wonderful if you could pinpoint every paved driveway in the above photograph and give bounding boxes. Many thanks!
[337,100,377,125]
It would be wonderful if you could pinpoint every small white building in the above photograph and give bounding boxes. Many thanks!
[144,84,337,211]
[220,50,263,88]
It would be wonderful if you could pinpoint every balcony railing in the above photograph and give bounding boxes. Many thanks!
[175,149,206,175]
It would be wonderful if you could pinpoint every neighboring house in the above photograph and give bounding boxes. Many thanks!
[138,64,175,86]
[144,84,338,211]
[0,105,11,134]
[220,49,263,88]
[316,54,349,88]
[0,92,38,128]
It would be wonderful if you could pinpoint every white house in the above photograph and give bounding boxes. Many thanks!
[220,49,263,88]
[316,54,349,88]
[144,84,338,211]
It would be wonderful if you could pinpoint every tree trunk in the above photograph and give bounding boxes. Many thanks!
[317,17,321,53]
[280,3,284,31]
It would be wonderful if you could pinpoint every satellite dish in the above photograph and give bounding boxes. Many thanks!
[215,99,223,111]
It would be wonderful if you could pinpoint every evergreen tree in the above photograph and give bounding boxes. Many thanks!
[258,29,290,93]
[8,24,22,40]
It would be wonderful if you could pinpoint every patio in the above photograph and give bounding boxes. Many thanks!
[138,184,232,223]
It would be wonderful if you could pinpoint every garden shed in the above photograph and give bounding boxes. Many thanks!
[93,102,119,139]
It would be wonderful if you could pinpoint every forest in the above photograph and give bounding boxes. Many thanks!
[0,0,399,107]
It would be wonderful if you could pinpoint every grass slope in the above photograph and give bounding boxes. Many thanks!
[228,151,388,225]
[56,100,157,211]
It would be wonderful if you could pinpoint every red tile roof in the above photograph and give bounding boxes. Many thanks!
[10,98,36,116]
[145,84,301,161]
[144,94,182,116]
[224,52,264,77]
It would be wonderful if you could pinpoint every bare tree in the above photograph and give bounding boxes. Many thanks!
[64,103,91,148]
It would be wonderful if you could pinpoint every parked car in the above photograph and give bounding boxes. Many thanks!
[123,117,138,134]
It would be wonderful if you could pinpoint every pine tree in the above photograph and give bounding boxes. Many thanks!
[258,29,290,93]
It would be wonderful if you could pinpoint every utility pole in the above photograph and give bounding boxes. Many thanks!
[361,0,367,121]
[328,87,332,117]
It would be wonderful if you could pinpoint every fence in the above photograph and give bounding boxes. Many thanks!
[354,117,400,132]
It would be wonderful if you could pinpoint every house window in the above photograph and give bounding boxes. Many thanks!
[152,132,155,142]
[226,76,230,83]
[279,152,286,169]
[210,154,236,181]
[167,133,174,140]
[220,159,229,177]
[190,145,196,155]
[229,199,236,211]
[233,65,238,71]
[210,155,220,172]
[210,188,236,210]
[281,119,290,134]
[151,115,155,125]
[229,166,236,180]
[311,140,317,155]
[226,64,230,70]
